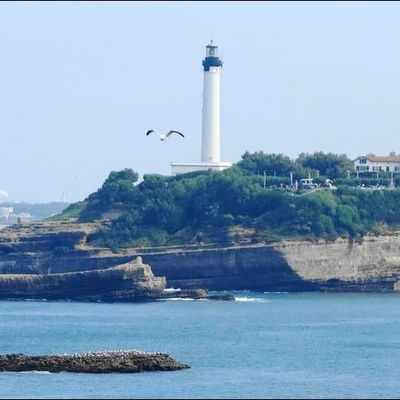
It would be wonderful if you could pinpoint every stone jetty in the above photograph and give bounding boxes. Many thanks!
[0,350,189,373]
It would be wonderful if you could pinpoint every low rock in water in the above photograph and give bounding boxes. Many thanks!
[0,350,190,373]
[160,288,235,301]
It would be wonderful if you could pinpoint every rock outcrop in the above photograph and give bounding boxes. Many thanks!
[159,288,235,300]
[0,257,166,301]
[0,350,189,373]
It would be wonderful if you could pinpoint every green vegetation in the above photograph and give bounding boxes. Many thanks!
[52,201,85,220]
[57,153,400,249]
[296,152,354,179]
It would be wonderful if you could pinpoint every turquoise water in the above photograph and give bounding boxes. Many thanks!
[1,292,400,399]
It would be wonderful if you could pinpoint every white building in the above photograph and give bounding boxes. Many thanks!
[171,42,231,174]
[353,154,400,173]
[0,207,13,218]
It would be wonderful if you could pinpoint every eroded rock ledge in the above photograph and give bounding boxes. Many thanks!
[0,350,189,373]
[0,257,166,301]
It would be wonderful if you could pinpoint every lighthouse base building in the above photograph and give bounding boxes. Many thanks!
[171,42,231,175]
[171,161,232,174]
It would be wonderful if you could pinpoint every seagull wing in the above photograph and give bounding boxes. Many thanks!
[167,130,185,138]
[146,130,156,136]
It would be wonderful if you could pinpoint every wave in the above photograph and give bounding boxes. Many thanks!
[162,297,196,301]
[234,296,271,303]
[19,370,52,374]
[263,291,288,294]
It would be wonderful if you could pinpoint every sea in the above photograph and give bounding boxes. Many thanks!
[1,292,400,399]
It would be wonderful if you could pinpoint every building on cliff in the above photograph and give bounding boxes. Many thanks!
[171,42,231,175]
[353,154,400,174]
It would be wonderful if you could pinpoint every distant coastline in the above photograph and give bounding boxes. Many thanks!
[0,202,69,228]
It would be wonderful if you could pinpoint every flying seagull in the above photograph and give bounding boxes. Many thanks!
[146,129,185,141]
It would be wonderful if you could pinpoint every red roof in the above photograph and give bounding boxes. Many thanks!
[354,155,400,163]
[366,155,400,163]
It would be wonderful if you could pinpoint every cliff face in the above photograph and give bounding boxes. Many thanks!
[1,221,400,292]
[144,246,318,291]
[143,235,400,291]
[274,235,400,291]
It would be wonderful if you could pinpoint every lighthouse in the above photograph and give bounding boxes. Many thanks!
[201,41,222,163]
[171,42,231,174]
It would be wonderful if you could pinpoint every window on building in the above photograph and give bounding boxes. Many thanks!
[360,158,367,164]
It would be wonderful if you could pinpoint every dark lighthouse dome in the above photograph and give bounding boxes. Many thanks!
[202,41,223,71]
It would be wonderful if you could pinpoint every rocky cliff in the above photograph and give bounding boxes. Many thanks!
[1,220,400,292]
[275,235,400,291]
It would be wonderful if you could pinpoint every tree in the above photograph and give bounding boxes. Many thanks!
[236,151,304,179]
[296,152,354,179]
[103,169,139,185]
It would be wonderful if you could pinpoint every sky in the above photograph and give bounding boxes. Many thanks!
[1,1,400,203]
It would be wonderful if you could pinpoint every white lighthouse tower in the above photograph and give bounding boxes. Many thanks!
[171,42,231,174]
[201,41,222,163]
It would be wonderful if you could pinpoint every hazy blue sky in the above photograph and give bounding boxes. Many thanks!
[1,1,400,202]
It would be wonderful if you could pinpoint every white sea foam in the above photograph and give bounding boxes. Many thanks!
[162,297,195,301]
[19,371,52,374]
[163,288,182,293]
[234,296,271,303]
[263,291,288,294]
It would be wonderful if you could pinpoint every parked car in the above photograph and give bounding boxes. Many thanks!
[300,178,315,189]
